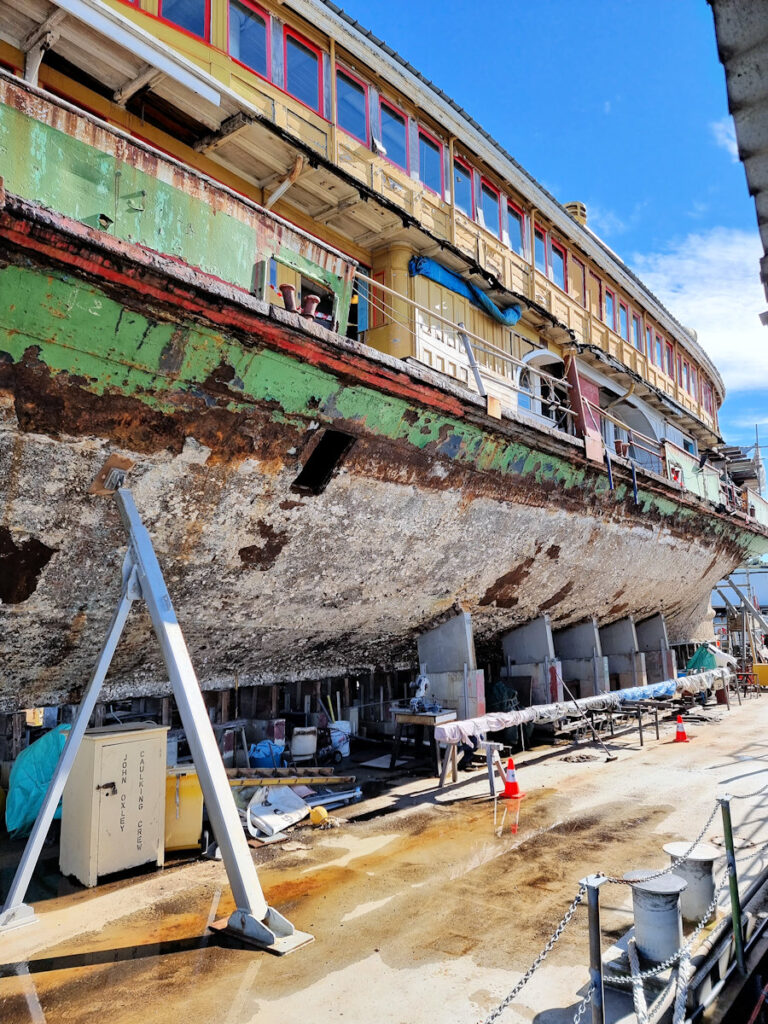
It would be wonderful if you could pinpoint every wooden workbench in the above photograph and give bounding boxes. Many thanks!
[389,709,457,772]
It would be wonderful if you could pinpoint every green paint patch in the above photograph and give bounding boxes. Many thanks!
[2,261,768,557]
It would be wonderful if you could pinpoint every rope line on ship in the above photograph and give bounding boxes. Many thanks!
[478,778,768,1024]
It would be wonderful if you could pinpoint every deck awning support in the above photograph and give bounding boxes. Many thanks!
[22,11,66,85]
[0,487,312,955]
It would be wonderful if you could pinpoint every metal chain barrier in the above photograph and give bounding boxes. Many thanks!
[727,780,768,800]
[571,983,595,1024]
[602,802,720,887]
[605,867,732,986]
[479,885,586,1024]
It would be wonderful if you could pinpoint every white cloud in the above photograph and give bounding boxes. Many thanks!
[630,227,767,394]
[711,117,739,162]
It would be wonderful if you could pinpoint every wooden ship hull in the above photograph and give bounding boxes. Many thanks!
[0,17,766,711]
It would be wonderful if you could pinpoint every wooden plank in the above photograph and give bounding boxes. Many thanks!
[229,775,356,788]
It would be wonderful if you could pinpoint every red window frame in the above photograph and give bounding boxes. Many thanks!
[417,126,444,198]
[335,63,369,144]
[703,381,714,416]
[618,300,629,341]
[677,353,683,386]
[453,156,474,218]
[631,313,642,351]
[283,26,324,116]
[507,200,526,256]
[378,97,410,172]
[157,0,211,43]
[604,288,616,331]
[227,0,271,81]
[551,239,567,292]
[534,223,548,273]
[570,255,586,306]
[480,178,501,238]
[588,270,603,320]
[645,325,653,361]
[665,341,674,377]
[691,365,698,401]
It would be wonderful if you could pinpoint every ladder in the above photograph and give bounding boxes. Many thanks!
[0,488,312,954]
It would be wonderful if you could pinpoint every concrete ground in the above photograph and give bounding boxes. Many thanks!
[2,697,768,1024]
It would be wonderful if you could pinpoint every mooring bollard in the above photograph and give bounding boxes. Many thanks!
[580,874,606,1024]
[623,871,687,962]
[662,842,720,923]
[719,795,746,973]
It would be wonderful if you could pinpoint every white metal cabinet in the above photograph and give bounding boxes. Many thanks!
[60,724,167,887]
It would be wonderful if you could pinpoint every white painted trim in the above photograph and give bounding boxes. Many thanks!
[52,0,222,106]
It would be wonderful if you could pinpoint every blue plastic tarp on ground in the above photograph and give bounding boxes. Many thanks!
[408,256,522,326]
[5,724,70,837]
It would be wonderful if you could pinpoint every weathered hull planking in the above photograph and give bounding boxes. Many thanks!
[1,190,766,711]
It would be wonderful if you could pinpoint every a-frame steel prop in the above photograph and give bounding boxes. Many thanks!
[0,488,312,954]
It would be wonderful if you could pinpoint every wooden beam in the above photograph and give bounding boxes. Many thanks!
[194,111,256,153]
[114,64,164,106]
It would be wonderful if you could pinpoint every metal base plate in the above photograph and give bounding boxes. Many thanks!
[211,916,314,955]
[0,903,38,933]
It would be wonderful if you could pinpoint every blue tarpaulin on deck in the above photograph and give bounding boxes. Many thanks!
[408,256,522,326]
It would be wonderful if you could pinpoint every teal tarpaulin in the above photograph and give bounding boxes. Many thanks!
[5,724,70,837]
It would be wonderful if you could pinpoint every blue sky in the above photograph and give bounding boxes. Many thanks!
[336,0,767,448]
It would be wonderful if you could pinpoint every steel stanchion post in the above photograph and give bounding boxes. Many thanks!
[719,795,746,973]
[580,874,606,1024]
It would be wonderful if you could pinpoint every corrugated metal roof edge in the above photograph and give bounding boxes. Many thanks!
[315,0,726,403]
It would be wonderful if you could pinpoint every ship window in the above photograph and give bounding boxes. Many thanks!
[481,181,501,238]
[229,0,268,78]
[551,240,566,291]
[632,314,642,351]
[380,100,408,170]
[569,255,586,306]
[703,380,714,416]
[292,430,355,494]
[418,130,443,196]
[160,0,208,40]
[618,302,628,341]
[508,203,525,256]
[665,342,674,377]
[284,30,322,114]
[336,68,368,143]
[604,289,615,331]
[300,276,335,328]
[453,158,473,216]
[534,226,547,273]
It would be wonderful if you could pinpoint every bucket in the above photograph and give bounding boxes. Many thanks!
[330,721,351,759]
[290,727,318,759]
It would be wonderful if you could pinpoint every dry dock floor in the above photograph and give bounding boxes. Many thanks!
[2,699,768,1023]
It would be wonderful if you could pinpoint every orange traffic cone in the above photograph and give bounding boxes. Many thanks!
[673,715,690,743]
[503,757,526,799]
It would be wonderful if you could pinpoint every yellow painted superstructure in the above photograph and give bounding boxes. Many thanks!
[0,0,721,442]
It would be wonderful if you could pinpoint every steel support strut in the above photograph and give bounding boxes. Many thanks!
[0,488,312,954]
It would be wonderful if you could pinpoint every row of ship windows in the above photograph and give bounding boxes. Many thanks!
[138,0,715,418]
